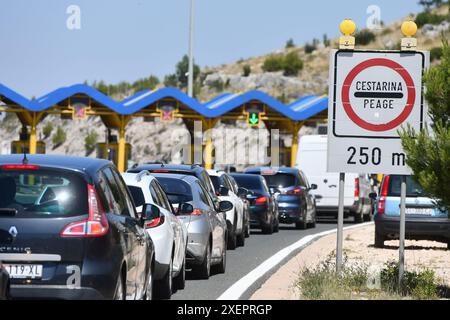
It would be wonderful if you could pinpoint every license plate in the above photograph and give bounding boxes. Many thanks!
[405,207,433,215]
[4,264,43,279]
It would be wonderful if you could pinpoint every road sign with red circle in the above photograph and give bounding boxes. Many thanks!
[327,50,429,174]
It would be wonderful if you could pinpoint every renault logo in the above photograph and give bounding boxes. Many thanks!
[9,226,18,238]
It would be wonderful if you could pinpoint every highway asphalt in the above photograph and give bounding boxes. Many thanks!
[171,219,356,300]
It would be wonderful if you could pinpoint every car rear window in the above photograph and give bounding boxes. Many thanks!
[210,175,220,192]
[258,173,296,188]
[231,175,263,192]
[0,169,88,218]
[155,177,193,204]
[388,176,425,197]
[128,186,145,208]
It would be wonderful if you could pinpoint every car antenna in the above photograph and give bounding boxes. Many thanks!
[22,151,29,165]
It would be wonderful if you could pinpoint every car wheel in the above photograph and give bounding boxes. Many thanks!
[295,218,307,230]
[364,207,373,222]
[194,242,211,280]
[262,221,274,234]
[114,272,125,301]
[227,223,237,250]
[273,218,279,233]
[154,258,173,300]
[354,210,364,223]
[237,230,245,247]
[214,238,227,274]
[144,266,153,300]
[308,216,317,228]
[174,257,186,290]
[374,230,385,248]
[447,241,450,251]
[245,220,250,238]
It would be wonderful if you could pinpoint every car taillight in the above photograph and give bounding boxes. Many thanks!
[0,164,40,170]
[255,196,268,205]
[192,208,203,216]
[287,188,303,195]
[145,215,165,228]
[60,184,109,237]
[354,178,360,201]
[376,176,390,216]
[151,170,170,173]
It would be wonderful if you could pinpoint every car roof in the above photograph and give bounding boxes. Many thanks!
[151,172,199,184]
[121,171,157,185]
[230,173,264,180]
[0,154,111,176]
[128,163,204,174]
[245,167,299,174]
[206,169,224,177]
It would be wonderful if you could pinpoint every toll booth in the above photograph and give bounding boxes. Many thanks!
[11,127,45,154]
[96,141,132,171]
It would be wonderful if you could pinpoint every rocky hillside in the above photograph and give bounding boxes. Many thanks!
[1,4,448,169]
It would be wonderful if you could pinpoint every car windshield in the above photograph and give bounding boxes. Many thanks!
[127,186,145,208]
[259,173,296,189]
[388,176,426,197]
[210,175,220,192]
[0,168,88,218]
[155,177,193,204]
[231,175,263,192]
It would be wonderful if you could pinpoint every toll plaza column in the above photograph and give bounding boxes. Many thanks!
[290,121,303,167]
[28,111,43,155]
[117,115,131,172]
[202,118,217,170]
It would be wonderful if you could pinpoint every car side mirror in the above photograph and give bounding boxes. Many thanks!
[237,187,248,198]
[310,184,318,190]
[178,203,194,215]
[218,200,233,212]
[219,186,229,197]
[141,203,161,228]
[269,187,281,195]
[369,192,378,200]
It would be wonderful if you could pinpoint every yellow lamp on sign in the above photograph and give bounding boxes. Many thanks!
[401,20,417,37]
[340,19,357,36]
[339,19,356,50]
[400,20,418,51]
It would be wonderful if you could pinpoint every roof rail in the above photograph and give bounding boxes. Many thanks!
[191,164,202,169]
[136,170,152,182]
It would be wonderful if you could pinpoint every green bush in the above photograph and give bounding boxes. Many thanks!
[285,38,295,49]
[84,130,98,156]
[52,126,67,149]
[430,46,443,61]
[415,11,448,28]
[380,261,439,299]
[262,55,285,72]
[283,52,303,76]
[208,79,225,92]
[355,29,376,45]
[43,122,53,139]
[304,42,317,54]
[242,64,251,77]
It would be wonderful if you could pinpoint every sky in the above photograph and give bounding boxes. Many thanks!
[0,0,423,98]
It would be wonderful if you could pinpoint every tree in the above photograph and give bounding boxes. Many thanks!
[43,122,53,139]
[282,52,303,76]
[175,55,200,88]
[285,38,295,49]
[164,74,178,87]
[52,126,67,149]
[84,130,98,156]
[262,55,285,72]
[242,64,251,77]
[400,38,450,211]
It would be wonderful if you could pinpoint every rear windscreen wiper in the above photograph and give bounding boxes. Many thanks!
[0,208,18,216]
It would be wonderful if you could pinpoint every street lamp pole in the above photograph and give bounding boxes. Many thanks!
[188,0,195,97]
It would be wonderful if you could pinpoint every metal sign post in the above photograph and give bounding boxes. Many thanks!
[336,172,345,273]
[398,175,407,288]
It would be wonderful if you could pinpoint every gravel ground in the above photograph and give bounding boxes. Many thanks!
[251,223,450,299]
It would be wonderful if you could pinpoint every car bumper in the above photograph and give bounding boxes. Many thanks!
[249,205,269,227]
[375,215,450,241]
[278,207,302,224]
[10,285,106,300]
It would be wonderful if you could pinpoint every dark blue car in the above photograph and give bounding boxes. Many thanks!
[244,167,317,230]
[0,155,155,300]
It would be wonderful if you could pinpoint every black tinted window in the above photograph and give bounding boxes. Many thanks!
[128,186,145,208]
[0,169,87,218]
[260,173,296,188]
[210,176,221,192]
[388,176,425,197]
[231,175,263,192]
[156,177,193,204]
[102,168,131,217]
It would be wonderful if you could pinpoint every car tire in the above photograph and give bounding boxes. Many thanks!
[446,241,450,251]
[174,257,186,290]
[245,220,250,238]
[154,258,173,300]
[262,221,274,234]
[194,242,211,280]
[237,231,245,247]
[273,218,280,233]
[354,210,364,223]
[114,272,125,301]
[364,207,373,222]
[143,265,154,300]
[374,230,385,248]
[227,224,237,250]
[308,216,317,228]
[214,238,227,274]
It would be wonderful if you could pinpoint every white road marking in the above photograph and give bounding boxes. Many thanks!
[217,222,374,300]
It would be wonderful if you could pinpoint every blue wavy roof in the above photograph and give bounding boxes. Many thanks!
[0,83,328,121]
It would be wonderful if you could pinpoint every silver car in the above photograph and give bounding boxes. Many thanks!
[153,173,232,279]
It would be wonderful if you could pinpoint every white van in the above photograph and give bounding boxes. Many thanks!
[296,135,373,222]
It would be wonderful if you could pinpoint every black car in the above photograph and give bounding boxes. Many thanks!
[128,163,219,207]
[230,173,278,234]
[245,167,317,229]
[0,262,10,300]
[0,155,155,300]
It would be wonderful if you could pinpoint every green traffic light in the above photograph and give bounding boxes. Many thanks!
[249,112,259,125]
